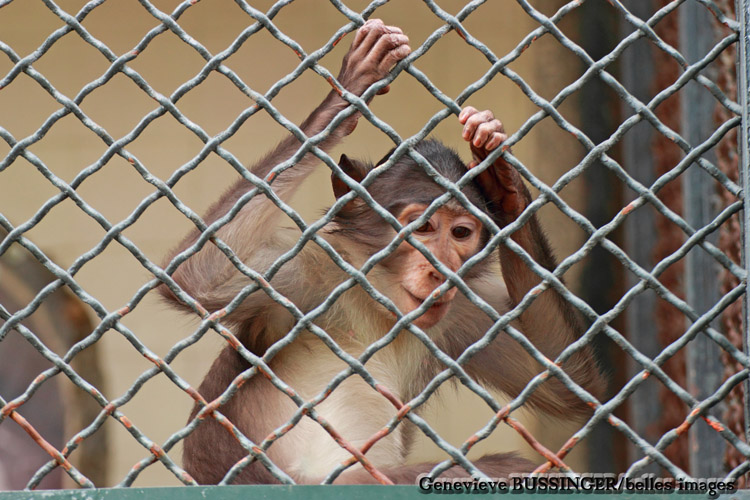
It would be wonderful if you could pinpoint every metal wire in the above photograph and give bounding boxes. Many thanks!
[0,0,747,488]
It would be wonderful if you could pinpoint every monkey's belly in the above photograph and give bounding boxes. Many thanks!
[266,340,406,481]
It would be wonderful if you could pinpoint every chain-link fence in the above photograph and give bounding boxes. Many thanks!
[0,0,748,491]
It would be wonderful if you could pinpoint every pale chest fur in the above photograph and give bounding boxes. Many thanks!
[264,309,436,482]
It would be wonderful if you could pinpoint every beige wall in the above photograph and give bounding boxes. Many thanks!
[0,0,591,487]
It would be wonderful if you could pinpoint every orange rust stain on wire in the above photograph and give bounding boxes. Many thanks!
[559,435,579,455]
[224,333,242,350]
[150,444,165,458]
[323,422,394,485]
[621,201,638,216]
[396,404,412,419]
[507,416,569,470]
[465,434,480,447]
[327,76,343,96]
[194,302,208,316]
[535,435,577,474]
[120,415,134,429]
[332,32,347,47]
[208,308,228,322]
[675,419,691,436]
[496,405,511,420]
[256,366,273,381]
[374,384,404,409]
[703,417,725,433]
[10,410,76,473]
[358,427,391,455]
[185,387,205,404]
[217,418,241,440]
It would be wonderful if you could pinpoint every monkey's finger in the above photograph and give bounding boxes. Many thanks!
[377,42,411,74]
[475,120,504,148]
[485,131,507,151]
[462,110,494,142]
[458,106,479,124]
[353,19,386,55]
[472,121,499,148]
[353,19,384,45]
[367,33,410,65]
[377,84,391,95]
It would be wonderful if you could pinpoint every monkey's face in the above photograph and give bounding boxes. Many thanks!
[392,204,483,329]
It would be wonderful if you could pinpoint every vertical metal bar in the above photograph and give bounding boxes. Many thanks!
[680,0,725,478]
[620,0,662,476]
[579,0,621,474]
[737,0,750,449]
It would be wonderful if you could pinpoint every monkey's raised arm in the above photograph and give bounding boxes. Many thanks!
[160,20,411,315]
[456,107,603,417]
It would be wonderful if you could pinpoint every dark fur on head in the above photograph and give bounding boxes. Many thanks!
[328,139,490,252]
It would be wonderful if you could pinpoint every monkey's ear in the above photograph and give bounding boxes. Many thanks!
[332,154,368,199]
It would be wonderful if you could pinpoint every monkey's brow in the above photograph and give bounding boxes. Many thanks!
[438,200,475,217]
[403,202,471,218]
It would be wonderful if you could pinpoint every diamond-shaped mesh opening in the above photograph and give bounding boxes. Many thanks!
[0,0,748,491]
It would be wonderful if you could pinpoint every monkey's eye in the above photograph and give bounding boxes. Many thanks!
[414,221,434,233]
[452,226,472,239]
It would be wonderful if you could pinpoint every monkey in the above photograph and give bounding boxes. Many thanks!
[159,19,603,485]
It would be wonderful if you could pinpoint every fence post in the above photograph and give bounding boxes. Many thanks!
[680,0,726,478]
[621,0,663,476]
[737,0,750,451]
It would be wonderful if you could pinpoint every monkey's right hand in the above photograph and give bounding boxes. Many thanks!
[459,106,531,225]
[337,19,411,98]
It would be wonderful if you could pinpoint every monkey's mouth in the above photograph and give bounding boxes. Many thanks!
[403,288,450,315]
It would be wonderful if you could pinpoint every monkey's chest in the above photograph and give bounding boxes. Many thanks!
[270,339,409,475]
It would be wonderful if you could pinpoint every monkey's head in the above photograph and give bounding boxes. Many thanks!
[329,140,491,329]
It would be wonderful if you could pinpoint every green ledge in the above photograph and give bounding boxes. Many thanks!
[0,487,749,500]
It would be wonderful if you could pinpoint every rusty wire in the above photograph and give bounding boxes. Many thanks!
[0,0,748,488]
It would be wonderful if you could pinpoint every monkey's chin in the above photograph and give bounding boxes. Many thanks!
[412,303,451,329]
[402,289,452,329]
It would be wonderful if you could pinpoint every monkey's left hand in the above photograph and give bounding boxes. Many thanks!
[459,106,531,224]
[337,19,411,98]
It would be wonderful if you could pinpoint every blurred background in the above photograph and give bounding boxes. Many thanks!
[0,0,743,489]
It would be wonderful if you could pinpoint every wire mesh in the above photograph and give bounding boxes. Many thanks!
[0,0,747,489]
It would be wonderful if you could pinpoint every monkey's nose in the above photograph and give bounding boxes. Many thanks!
[428,268,444,282]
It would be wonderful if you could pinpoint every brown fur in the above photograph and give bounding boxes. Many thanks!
[160,21,603,485]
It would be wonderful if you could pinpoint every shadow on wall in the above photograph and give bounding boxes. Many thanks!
[0,229,108,489]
